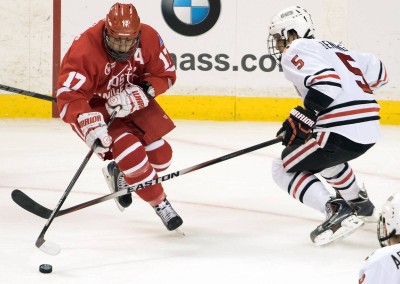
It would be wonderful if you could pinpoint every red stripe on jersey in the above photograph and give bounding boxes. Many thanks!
[319,107,380,120]
[370,68,388,87]
[310,74,340,84]
[283,140,318,169]
[317,132,326,145]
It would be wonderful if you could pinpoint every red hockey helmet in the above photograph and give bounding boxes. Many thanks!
[104,3,141,61]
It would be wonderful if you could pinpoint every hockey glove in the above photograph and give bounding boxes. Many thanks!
[77,112,112,153]
[277,106,317,146]
[106,85,149,118]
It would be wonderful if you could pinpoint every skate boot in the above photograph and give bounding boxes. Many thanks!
[310,197,364,246]
[153,198,183,231]
[102,161,132,212]
[348,185,378,223]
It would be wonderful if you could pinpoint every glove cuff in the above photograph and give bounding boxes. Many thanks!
[140,81,155,99]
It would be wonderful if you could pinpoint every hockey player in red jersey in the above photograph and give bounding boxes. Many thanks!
[267,6,388,245]
[56,3,182,231]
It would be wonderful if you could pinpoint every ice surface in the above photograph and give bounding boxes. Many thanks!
[1,119,398,283]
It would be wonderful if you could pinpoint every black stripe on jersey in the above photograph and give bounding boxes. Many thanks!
[378,61,383,81]
[310,81,342,88]
[314,68,336,76]
[316,116,380,128]
[304,68,338,88]
[318,100,378,116]
[304,87,334,112]
[299,179,319,203]
[323,163,349,180]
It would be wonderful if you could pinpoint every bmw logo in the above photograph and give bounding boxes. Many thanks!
[161,0,221,36]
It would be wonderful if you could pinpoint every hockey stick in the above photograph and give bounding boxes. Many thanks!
[34,110,119,255]
[13,136,283,221]
[0,84,56,102]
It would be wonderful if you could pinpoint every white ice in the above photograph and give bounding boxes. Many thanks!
[0,119,399,284]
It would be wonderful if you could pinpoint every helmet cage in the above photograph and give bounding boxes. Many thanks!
[267,6,314,65]
[103,3,141,62]
[378,215,397,247]
[103,28,141,62]
[377,193,400,247]
[267,33,286,67]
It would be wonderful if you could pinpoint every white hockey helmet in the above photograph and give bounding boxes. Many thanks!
[378,193,400,247]
[267,6,315,64]
[269,6,314,40]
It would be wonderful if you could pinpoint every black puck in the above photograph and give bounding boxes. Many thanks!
[39,264,52,273]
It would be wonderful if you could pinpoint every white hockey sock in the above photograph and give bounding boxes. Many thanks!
[271,158,331,213]
[320,163,361,201]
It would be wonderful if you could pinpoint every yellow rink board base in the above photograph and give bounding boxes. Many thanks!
[1,95,399,125]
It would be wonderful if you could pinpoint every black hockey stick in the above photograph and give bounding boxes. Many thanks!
[13,136,283,221]
[34,110,119,255]
[0,84,56,102]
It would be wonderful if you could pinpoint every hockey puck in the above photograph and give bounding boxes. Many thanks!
[39,264,52,274]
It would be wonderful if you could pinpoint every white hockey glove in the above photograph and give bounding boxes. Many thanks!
[77,112,112,153]
[106,85,150,118]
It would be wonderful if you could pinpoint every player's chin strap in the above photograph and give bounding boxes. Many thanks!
[378,229,396,247]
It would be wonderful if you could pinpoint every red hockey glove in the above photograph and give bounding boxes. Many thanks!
[77,112,112,153]
[106,85,149,118]
[277,106,317,146]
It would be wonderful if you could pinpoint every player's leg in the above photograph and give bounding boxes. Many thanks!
[145,138,173,172]
[320,163,377,222]
[271,158,331,214]
[283,132,376,219]
[106,131,182,230]
[274,132,375,244]
[144,139,183,230]
[272,158,362,245]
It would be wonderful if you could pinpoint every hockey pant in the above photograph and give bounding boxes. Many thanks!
[271,132,374,213]
[80,102,175,205]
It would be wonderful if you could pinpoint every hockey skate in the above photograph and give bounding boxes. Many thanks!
[153,198,183,232]
[310,197,364,246]
[348,185,378,223]
[102,161,132,212]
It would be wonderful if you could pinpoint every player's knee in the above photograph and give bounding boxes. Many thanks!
[271,158,294,191]
[319,163,347,179]
[112,132,149,176]
[112,132,141,157]
[145,139,173,172]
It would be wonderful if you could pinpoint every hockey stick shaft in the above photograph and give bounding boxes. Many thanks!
[35,110,119,253]
[14,137,282,220]
[0,84,57,102]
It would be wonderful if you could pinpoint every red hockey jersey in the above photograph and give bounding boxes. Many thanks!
[56,20,176,144]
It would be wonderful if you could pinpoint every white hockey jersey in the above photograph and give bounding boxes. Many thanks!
[281,38,388,144]
[359,243,400,284]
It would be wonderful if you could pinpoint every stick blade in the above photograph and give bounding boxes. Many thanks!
[11,189,52,219]
[36,238,61,255]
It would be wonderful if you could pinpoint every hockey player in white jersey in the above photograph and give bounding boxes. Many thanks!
[359,193,400,283]
[268,6,388,246]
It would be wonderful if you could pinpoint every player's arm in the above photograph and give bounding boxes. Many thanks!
[283,41,342,112]
[56,68,92,123]
[350,51,388,91]
[56,54,112,153]
[138,27,176,99]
